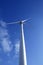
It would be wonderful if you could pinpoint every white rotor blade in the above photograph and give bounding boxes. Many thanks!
[22,19,28,22]
[7,21,20,24]
[22,18,32,23]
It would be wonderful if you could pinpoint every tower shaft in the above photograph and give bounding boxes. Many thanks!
[19,23,27,65]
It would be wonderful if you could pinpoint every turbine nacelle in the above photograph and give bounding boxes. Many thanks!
[20,19,28,24]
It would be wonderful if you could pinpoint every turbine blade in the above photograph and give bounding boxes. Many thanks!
[7,21,20,24]
[22,19,28,22]
[22,18,32,23]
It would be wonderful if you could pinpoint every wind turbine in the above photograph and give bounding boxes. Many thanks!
[7,19,31,65]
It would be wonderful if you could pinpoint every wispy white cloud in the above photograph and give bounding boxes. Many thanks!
[2,38,12,52]
[0,20,6,27]
[0,20,20,59]
[14,40,20,55]
[0,21,13,53]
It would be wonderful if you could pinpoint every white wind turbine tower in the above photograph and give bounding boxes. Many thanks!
[7,19,31,65]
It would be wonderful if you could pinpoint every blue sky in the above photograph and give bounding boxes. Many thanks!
[0,0,43,65]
